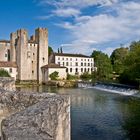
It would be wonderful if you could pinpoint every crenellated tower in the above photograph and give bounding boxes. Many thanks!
[10,32,17,62]
[16,29,31,81]
[35,28,48,83]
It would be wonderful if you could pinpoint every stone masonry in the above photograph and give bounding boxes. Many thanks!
[0,78,70,140]
[1,27,49,83]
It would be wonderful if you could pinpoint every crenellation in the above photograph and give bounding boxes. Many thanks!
[0,28,49,83]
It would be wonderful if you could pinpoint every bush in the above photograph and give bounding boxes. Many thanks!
[80,72,92,81]
[49,71,59,80]
[0,69,11,77]
[67,74,78,80]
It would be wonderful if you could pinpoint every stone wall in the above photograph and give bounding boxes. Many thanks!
[0,77,15,91]
[0,78,70,140]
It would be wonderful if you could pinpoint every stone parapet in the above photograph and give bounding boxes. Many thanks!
[0,77,15,91]
[0,78,70,140]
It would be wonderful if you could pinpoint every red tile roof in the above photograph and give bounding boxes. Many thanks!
[0,61,17,68]
[54,53,91,58]
[0,40,10,43]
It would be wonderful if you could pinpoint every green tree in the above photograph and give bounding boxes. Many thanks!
[80,72,92,81]
[119,41,140,87]
[110,47,128,74]
[0,69,10,77]
[49,71,59,80]
[48,46,53,56]
[67,74,78,80]
[91,50,112,81]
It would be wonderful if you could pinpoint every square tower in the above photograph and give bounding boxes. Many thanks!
[35,28,48,83]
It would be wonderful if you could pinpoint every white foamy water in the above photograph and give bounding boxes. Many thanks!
[92,86,138,96]
[78,83,139,96]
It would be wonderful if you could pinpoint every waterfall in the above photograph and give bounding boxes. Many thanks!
[77,82,93,88]
[78,82,139,96]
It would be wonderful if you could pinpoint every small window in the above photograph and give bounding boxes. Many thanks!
[70,68,72,72]
[84,63,86,66]
[88,63,90,66]
[81,59,83,61]
[81,63,83,66]
[81,68,83,72]
[75,62,78,66]
[5,54,7,57]
[58,57,60,60]
[76,68,78,73]
[70,58,72,61]
[66,62,69,66]
[27,52,31,58]
[63,62,65,66]
[76,58,77,61]
[84,68,86,72]
[66,58,68,60]
[32,70,34,74]
[62,58,64,60]
[58,62,60,65]
[10,68,12,73]
[66,68,68,73]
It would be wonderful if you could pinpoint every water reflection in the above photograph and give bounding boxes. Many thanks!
[17,86,140,140]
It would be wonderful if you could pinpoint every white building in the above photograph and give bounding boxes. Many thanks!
[0,61,17,80]
[50,53,95,76]
[41,63,67,82]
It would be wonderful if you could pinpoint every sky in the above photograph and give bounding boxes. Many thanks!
[0,0,140,55]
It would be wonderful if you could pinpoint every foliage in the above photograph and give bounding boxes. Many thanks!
[49,71,59,80]
[110,47,128,74]
[91,50,112,81]
[48,46,53,56]
[80,72,92,81]
[119,41,140,87]
[0,69,11,77]
[67,74,78,80]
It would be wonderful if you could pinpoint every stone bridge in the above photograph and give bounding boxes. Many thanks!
[0,77,70,140]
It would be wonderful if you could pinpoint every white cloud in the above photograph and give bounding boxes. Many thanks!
[52,8,81,17]
[38,0,140,55]
[41,0,119,9]
[56,1,140,55]
[39,0,119,18]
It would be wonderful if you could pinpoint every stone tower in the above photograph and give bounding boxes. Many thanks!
[35,28,48,83]
[16,29,31,81]
[10,32,17,62]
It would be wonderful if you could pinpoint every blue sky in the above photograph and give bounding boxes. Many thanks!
[0,0,140,55]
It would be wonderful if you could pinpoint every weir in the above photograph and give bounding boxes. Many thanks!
[77,81,139,95]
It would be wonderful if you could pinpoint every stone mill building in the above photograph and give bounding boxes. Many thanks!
[0,28,48,83]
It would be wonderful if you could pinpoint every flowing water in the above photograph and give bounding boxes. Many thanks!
[17,85,140,140]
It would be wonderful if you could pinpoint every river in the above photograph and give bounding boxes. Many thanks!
[17,85,140,140]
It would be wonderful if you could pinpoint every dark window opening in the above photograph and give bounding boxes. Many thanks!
[7,49,10,61]
[66,68,68,73]
[10,68,12,73]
